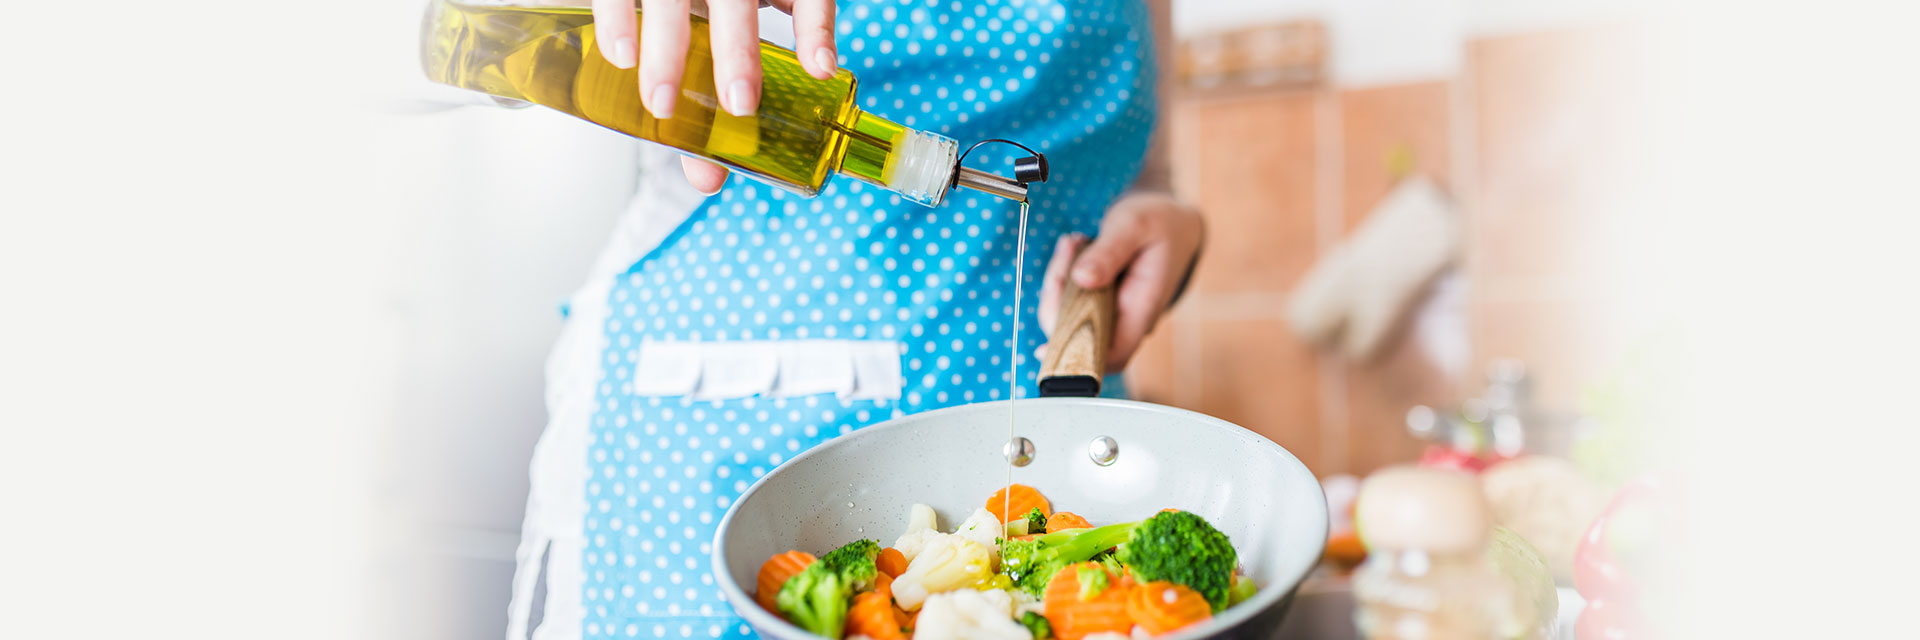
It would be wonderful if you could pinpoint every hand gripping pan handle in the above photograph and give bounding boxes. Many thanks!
[1037,269,1116,397]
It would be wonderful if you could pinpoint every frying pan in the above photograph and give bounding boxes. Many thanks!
[713,276,1330,639]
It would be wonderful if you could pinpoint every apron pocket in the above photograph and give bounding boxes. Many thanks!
[630,339,904,401]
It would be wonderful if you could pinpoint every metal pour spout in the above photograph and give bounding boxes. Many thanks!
[956,166,1030,203]
[953,150,1049,203]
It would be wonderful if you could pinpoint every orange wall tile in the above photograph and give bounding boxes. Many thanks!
[1187,314,1325,473]
[1467,26,1648,404]
[1126,25,1638,478]
[1333,81,1460,475]
[1339,81,1454,231]
[1169,93,1322,295]
[1122,301,1185,406]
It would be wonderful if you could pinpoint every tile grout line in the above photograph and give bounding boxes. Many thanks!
[1452,47,1483,391]
[1313,87,1350,476]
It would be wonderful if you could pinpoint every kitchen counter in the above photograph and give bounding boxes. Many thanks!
[1273,577,1585,639]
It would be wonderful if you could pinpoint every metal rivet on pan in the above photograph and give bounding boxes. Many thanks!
[1005,437,1035,467]
[1089,436,1118,466]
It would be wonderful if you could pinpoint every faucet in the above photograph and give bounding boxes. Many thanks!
[1407,360,1582,460]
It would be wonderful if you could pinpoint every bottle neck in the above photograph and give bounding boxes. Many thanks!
[831,109,948,206]
[834,108,1028,207]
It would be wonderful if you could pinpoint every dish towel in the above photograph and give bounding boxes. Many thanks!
[1287,175,1463,361]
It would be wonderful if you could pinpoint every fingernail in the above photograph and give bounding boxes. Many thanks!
[648,85,676,119]
[610,37,637,69]
[724,79,758,117]
[813,49,837,77]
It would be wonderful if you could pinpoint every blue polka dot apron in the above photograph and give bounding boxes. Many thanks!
[541,1,1158,638]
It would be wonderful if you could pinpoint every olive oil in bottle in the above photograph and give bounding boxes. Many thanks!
[420,0,1029,206]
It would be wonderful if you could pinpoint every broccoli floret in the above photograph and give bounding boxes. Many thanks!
[1018,611,1053,639]
[998,521,1138,598]
[1025,508,1049,535]
[1075,564,1110,601]
[776,539,879,637]
[1092,549,1125,578]
[816,538,881,589]
[1116,511,1237,612]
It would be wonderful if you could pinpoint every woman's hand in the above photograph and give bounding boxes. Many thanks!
[592,0,838,193]
[1038,192,1205,372]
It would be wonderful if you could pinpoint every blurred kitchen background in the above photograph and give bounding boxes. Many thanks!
[369,1,1662,638]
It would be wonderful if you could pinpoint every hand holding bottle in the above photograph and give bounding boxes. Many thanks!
[591,0,840,193]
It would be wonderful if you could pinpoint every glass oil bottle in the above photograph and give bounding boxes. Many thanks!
[419,0,1040,206]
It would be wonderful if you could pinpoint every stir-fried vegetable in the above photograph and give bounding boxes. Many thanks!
[755,550,816,612]
[1116,510,1239,612]
[876,547,910,578]
[913,589,1028,640]
[1075,565,1111,601]
[987,484,1053,524]
[1228,574,1258,607]
[1047,512,1093,531]
[893,535,997,611]
[1125,582,1212,634]
[1025,508,1051,535]
[998,522,1137,598]
[775,539,879,637]
[759,486,1259,639]
[1042,562,1133,640]
[846,589,908,640]
[1018,611,1053,639]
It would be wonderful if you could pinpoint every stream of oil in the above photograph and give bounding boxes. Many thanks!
[1003,200,1030,528]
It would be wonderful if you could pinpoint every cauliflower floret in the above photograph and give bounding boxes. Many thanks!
[891,535,997,611]
[897,506,1004,566]
[906,503,939,531]
[953,508,1004,553]
[894,504,944,562]
[894,528,947,563]
[911,589,1028,640]
[1009,588,1045,617]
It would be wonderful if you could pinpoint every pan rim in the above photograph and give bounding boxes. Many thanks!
[711,396,1329,639]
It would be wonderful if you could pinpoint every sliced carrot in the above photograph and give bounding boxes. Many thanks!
[1161,508,1181,514]
[987,483,1053,524]
[1048,511,1094,531]
[1323,530,1367,572]
[877,547,909,578]
[873,572,912,631]
[847,591,907,640]
[755,550,816,612]
[1126,581,1212,635]
[1043,562,1133,640]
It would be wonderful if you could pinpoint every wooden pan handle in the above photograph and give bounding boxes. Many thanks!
[1038,273,1116,397]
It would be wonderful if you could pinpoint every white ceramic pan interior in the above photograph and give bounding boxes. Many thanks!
[713,397,1329,639]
